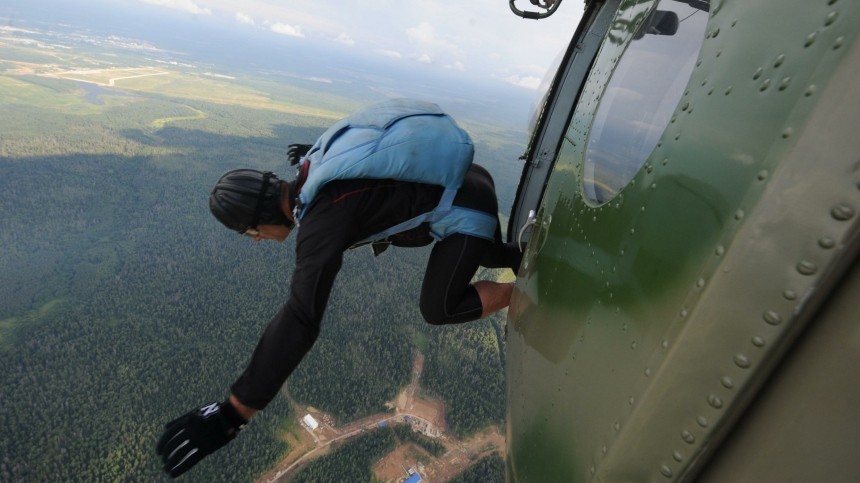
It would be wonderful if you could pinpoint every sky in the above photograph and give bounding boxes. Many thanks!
[130,0,585,90]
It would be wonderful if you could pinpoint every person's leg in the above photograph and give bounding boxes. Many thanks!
[473,280,514,317]
[479,221,523,271]
[420,234,512,325]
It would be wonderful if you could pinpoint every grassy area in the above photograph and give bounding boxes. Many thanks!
[0,298,66,348]
[150,104,206,128]
[0,75,103,115]
[412,330,430,353]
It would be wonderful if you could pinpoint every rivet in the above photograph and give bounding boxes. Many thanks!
[752,67,764,80]
[759,79,771,91]
[797,260,818,275]
[778,77,791,91]
[708,394,724,409]
[734,353,751,369]
[805,32,817,48]
[602,444,607,455]
[696,278,706,288]
[661,464,674,478]
[629,396,635,405]
[716,49,722,57]
[631,341,637,350]
[680,308,689,318]
[725,86,733,95]
[763,310,783,325]
[721,376,735,389]
[783,289,798,300]
[834,36,844,50]
[673,451,684,462]
[752,336,767,348]
[831,204,855,221]
[614,421,621,432]
[711,27,720,38]
[731,19,738,27]
[774,54,786,68]
[697,416,709,428]
[805,85,817,97]
[661,339,670,349]
[682,430,696,444]
[782,127,793,138]
[734,210,745,220]
[715,245,725,256]
[819,237,836,249]
[757,170,768,181]
[645,368,652,377]
[681,101,690,111]
[825,11,839,26]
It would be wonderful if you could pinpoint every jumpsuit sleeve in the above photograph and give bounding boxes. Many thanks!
[229,197,355,410]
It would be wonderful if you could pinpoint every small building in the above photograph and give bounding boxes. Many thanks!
[405,474,422,483]
[302,414,319,431]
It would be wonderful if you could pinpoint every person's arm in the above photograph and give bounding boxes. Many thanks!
[156,192,354,478]
[228,238,345,409]
[228,394,257,420]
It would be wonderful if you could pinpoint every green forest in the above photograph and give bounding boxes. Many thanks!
[0,68,522,482]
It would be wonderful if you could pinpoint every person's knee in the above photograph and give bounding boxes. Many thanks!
[419,296,448,325]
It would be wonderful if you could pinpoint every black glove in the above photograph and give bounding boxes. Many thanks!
[287,143,312,166]
[156,400,248,478]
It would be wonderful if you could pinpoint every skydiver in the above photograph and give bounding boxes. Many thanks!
[156,99,521,477]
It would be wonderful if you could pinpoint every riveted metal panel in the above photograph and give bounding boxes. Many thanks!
[506,0,860,481]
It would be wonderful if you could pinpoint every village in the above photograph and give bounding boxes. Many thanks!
[258,353,504,483]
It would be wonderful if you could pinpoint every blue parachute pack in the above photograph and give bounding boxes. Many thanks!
[296,99,497,245]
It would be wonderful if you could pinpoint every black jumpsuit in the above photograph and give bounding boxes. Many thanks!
[231,164,520,409]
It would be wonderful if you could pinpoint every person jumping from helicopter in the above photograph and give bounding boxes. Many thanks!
[156,98,522,477]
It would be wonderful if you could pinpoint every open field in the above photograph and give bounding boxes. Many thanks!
[49,67,169,86]
[1,36,347,121]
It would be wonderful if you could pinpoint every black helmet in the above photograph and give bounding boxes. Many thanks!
[209,169,292,233]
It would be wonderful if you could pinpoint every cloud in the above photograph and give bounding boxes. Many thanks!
[503,74,542,89]
[335,33,355,46]
[270,22,304,37]
[235,12,255,25]
[406,22,436,44]
[404,21,463,68]
[414,53,432,64]
[377,49,402,59]
[140,0,211,15]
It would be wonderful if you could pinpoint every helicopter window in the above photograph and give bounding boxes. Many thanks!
[582,0,710,205]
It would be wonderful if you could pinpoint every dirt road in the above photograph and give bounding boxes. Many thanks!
[257,352,504,482]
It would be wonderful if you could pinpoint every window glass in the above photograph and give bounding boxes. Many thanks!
[583,0,710,205]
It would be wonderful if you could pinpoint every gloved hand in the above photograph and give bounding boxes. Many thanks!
[287,143,312,166]
[156,400,248,478]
